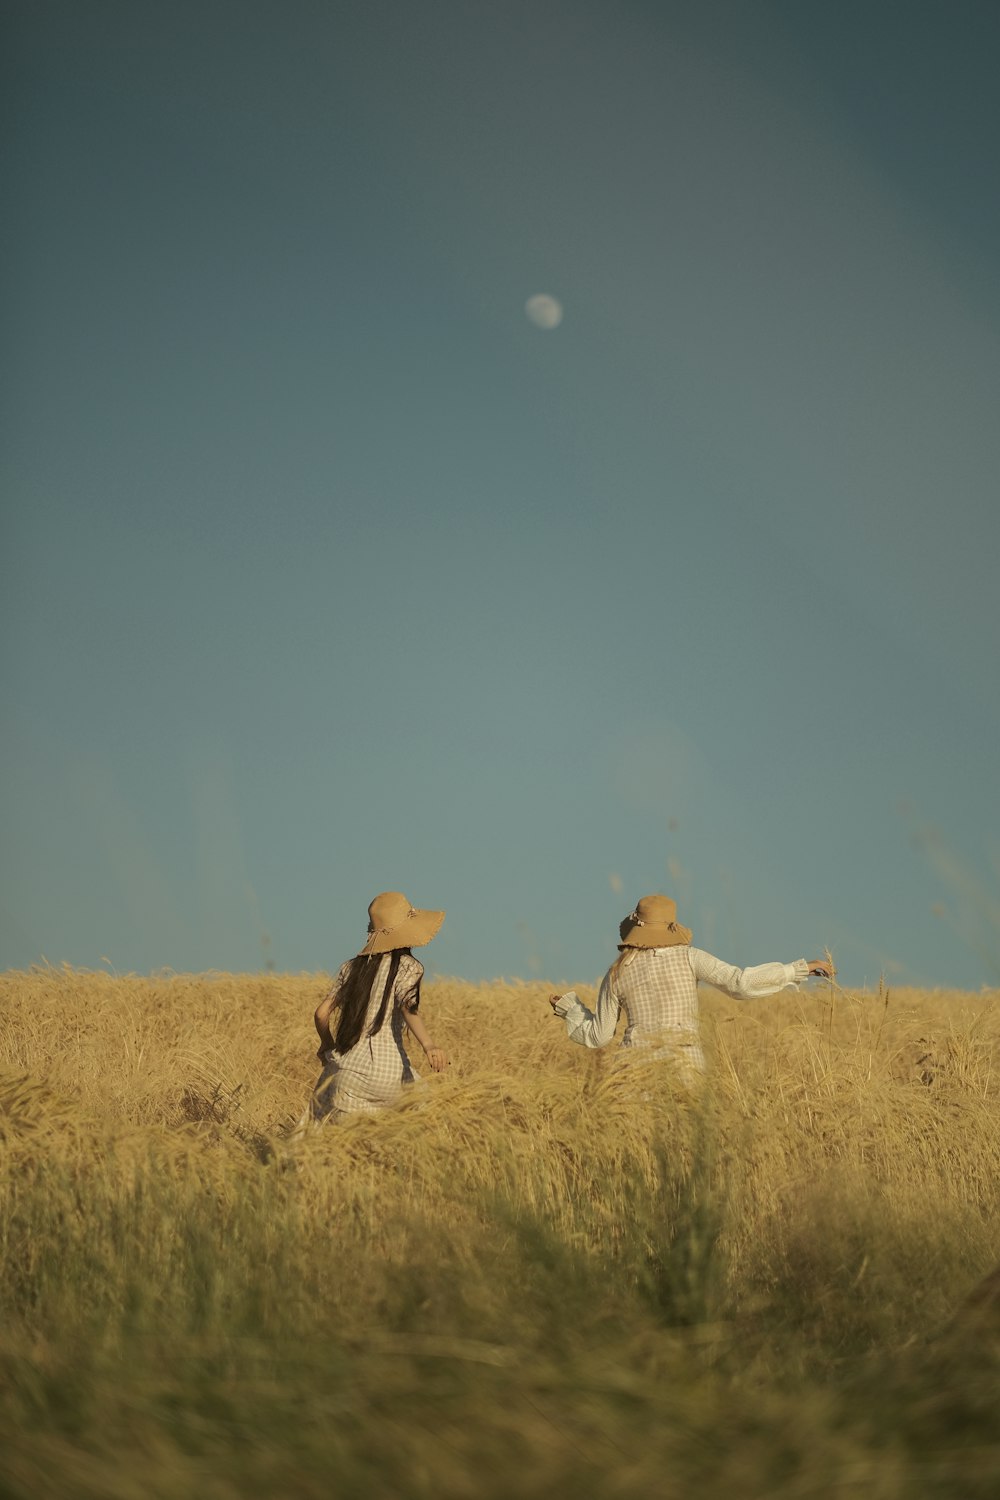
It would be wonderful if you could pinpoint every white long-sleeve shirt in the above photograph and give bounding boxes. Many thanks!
[552,946,809,1072]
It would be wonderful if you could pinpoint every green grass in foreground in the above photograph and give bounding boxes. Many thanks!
[2,972,1000,1497]
[2,1109,999,1499]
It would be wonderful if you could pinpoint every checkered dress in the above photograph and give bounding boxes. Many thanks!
[554,946,809,1075]
[311,952,423,1119]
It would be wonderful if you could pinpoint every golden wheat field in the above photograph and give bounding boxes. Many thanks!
[3,966,1000,1498]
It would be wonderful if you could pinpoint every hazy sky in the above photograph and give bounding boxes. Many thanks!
[3,0,999,988]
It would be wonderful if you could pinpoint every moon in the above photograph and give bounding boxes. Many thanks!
[524,293,564,330]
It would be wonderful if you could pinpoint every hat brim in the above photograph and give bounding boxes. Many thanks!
[618,921,692,950]
[360,907,445,955]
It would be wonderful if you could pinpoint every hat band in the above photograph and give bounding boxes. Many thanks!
[369,907,419,936]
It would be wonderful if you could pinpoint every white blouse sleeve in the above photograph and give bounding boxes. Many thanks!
[690,948,809,999]
[551,967,621,1049]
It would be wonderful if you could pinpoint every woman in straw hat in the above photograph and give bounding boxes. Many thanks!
[550,894,833,1079]
[310,891,448,1122]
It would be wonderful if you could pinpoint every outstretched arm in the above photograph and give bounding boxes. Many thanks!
[548,968,621,1049]
[691,949,833,999]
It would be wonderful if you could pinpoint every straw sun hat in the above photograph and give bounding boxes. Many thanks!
[360,891,445,956]
[618,893,692,950]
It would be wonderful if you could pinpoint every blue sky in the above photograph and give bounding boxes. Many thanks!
[3,0,998,988]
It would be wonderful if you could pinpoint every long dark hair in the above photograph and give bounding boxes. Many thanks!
[332,949,404,1054]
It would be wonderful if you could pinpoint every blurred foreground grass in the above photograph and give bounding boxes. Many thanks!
[2,967,1000,1498]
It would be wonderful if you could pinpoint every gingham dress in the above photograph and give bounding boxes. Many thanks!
[311,952,423,1119]
[554,946,809,1075]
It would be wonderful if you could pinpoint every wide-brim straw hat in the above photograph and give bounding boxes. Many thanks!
[360,891,445,955]
[618,893,692,950]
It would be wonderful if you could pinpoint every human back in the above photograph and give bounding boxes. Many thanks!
[610,945,703,1063]
[330,949,421,1057]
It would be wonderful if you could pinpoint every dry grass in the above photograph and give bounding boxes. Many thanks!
[3,966,1000,1497]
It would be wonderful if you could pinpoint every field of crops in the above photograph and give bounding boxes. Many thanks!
[3,966,1000,1498]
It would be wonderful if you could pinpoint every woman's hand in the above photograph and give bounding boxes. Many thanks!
[549,994,563,1011]
[808,958,836,979]
[404,1008,447,1070]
